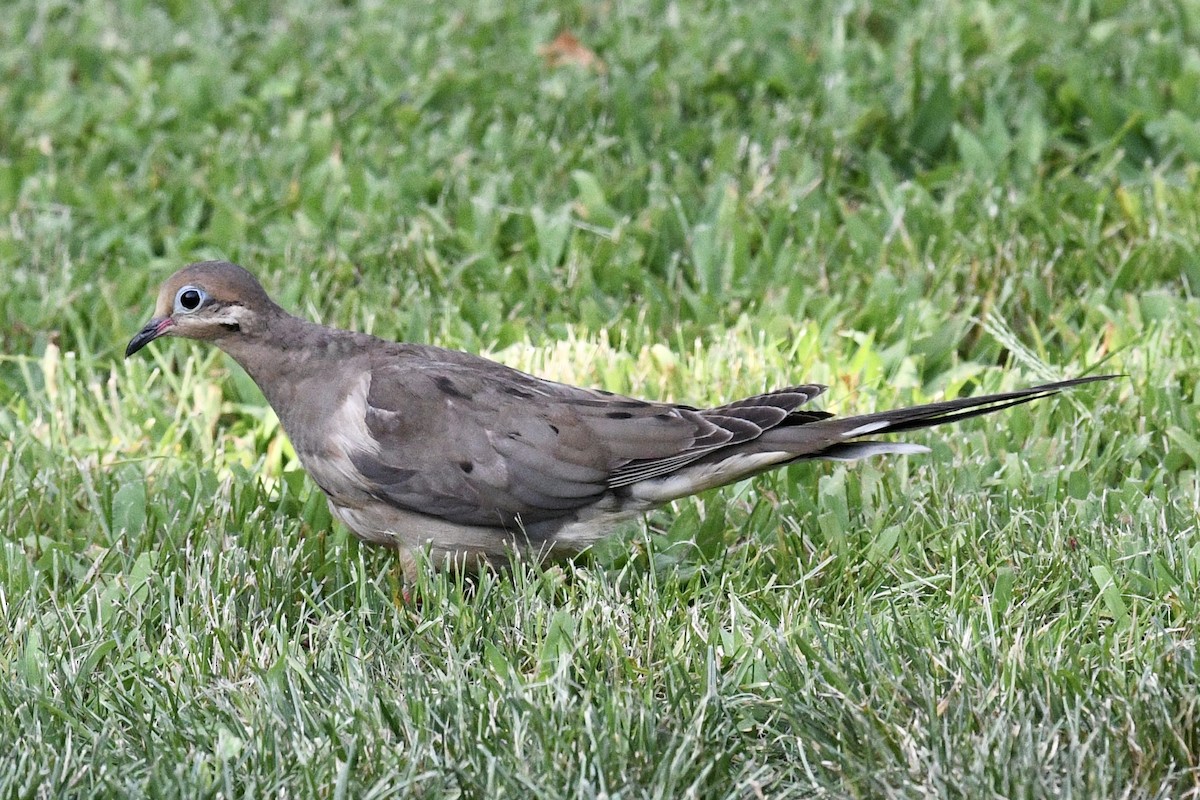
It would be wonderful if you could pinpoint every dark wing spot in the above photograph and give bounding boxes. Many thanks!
[548,423,560,434]
[606,411,634,419]
[459,461,474,474]
[435,376,471,400]
[571,396,651,409]
[350,453,417,486]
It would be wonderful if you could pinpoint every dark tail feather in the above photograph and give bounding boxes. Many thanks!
[802,374,1116,462]
[617,374,1116,498]
[834,375,1116,436]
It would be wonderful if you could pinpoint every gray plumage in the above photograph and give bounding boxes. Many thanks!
[126,261,1112,578]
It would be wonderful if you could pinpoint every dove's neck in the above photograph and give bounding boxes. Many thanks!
[212,310,384,446]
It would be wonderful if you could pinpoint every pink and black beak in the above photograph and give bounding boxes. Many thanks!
[125,317,174,358]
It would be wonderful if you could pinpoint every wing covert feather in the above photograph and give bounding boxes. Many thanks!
[340,347,826,527]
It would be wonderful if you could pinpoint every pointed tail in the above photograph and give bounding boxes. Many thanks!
[807,374,1117,461]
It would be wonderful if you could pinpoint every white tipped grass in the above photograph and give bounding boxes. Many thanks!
[2,0,1198,795]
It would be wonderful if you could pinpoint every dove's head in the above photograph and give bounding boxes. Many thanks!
[125,261,281,357]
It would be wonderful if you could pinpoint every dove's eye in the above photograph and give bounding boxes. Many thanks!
[175,286,207,313]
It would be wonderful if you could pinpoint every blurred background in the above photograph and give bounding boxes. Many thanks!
[5,0,1198,362]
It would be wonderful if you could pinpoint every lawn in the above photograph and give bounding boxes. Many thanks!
[1,0,1198,796]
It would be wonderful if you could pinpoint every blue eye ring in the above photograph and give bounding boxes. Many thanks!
[174,285,208,313]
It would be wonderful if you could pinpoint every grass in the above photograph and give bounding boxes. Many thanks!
[1,0,1198,796]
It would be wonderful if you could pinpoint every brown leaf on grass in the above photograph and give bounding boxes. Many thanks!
[539,31,606,73]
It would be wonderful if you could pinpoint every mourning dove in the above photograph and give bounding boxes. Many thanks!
[127,261,1111,578]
